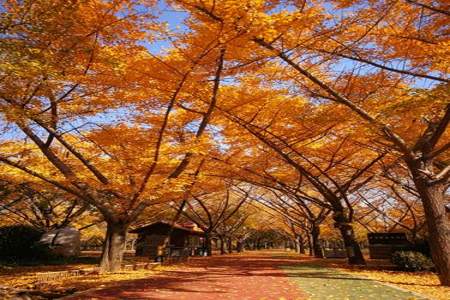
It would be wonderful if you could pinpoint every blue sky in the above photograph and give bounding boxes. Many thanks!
[143,0,189,55]
[149,0,439,89]
[0,0,441,143]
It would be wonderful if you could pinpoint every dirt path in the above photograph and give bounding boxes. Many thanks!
[67,251,307,300]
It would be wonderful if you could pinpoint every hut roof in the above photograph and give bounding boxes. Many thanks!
[129,220,204,235]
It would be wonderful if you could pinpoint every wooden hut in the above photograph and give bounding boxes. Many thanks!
[130,220,204,260]
[368,232,411,259]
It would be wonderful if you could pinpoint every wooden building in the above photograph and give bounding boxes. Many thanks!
[130,220,204,260]
[368,232,411,259]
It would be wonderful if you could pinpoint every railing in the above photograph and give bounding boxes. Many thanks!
[33,262,161,284]
[323,248,347,258]
[155,246,205,263]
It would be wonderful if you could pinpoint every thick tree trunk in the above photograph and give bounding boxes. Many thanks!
[337,222,365,265]
[219,236,226,255]
[99,222,128,273]
[205,234,212,256]
[411,175,450,286]
[311,225,323,258]
[307,234,313,256]
[297,235,305,254]
[258,238,263,250]
[227,238,233,253]
[332,209,365,265]
[204,234,212,256]
[294,238,299,253]
[236,240,244,252]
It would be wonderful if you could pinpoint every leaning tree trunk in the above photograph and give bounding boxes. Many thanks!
[411,172,450,286]
[311,225,323,258]
[99,221,128,273]
[337,222,365,265]
[332,208,365,265]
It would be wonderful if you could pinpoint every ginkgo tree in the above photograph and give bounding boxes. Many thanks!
[0,0,228,272]
[211,78,385,264]
[0,176,89,230]
[173,0,450,285]
[0,0,448,286]
[179,181,250,256]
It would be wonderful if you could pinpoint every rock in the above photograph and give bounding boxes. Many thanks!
[39,226,81,257]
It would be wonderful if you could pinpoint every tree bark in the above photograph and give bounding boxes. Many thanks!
[204,234,212,256]
[99,221,128,273]
[297,235,305,254]
[307,234,313,256]
[294,238,299,253]
[337,222,365,265]
[219,236,226,255]
[311,225,323,258]
[227,238,233,253]
[411,172,450,285]
[236,240,244,252]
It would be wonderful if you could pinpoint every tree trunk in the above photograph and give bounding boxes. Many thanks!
[227,238,233,253]
[99,222,128,273]
[237,240,244,252]
[219,236,226,255]
[411,175,450,286]
[294,238,299,253]
[311,225,323,258]
[337,222,365,265]
[257,240,262,250]
[204,234,212,256]
[297,235,305,254]
[307,234,313,256]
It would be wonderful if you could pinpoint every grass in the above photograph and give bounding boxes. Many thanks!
[337,267,449,300]
[283,263,426,300]
[273,251,450,300]
[306,257,450,300]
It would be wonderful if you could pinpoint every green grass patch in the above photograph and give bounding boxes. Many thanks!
[282,264,428,300]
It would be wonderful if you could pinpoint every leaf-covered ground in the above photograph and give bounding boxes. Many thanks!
[65,252,306,299]
[0,252,157,297]
[283,264,426,299]
[337,267,449,300]
[0,266,160,298]
[2,251,449,299]
[312,257,450,300]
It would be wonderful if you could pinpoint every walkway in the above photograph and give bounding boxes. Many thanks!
[67,251,427,300]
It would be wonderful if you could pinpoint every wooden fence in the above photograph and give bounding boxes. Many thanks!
[34,262,161,284]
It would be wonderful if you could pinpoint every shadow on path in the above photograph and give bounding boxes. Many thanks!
[66,251,307,300]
